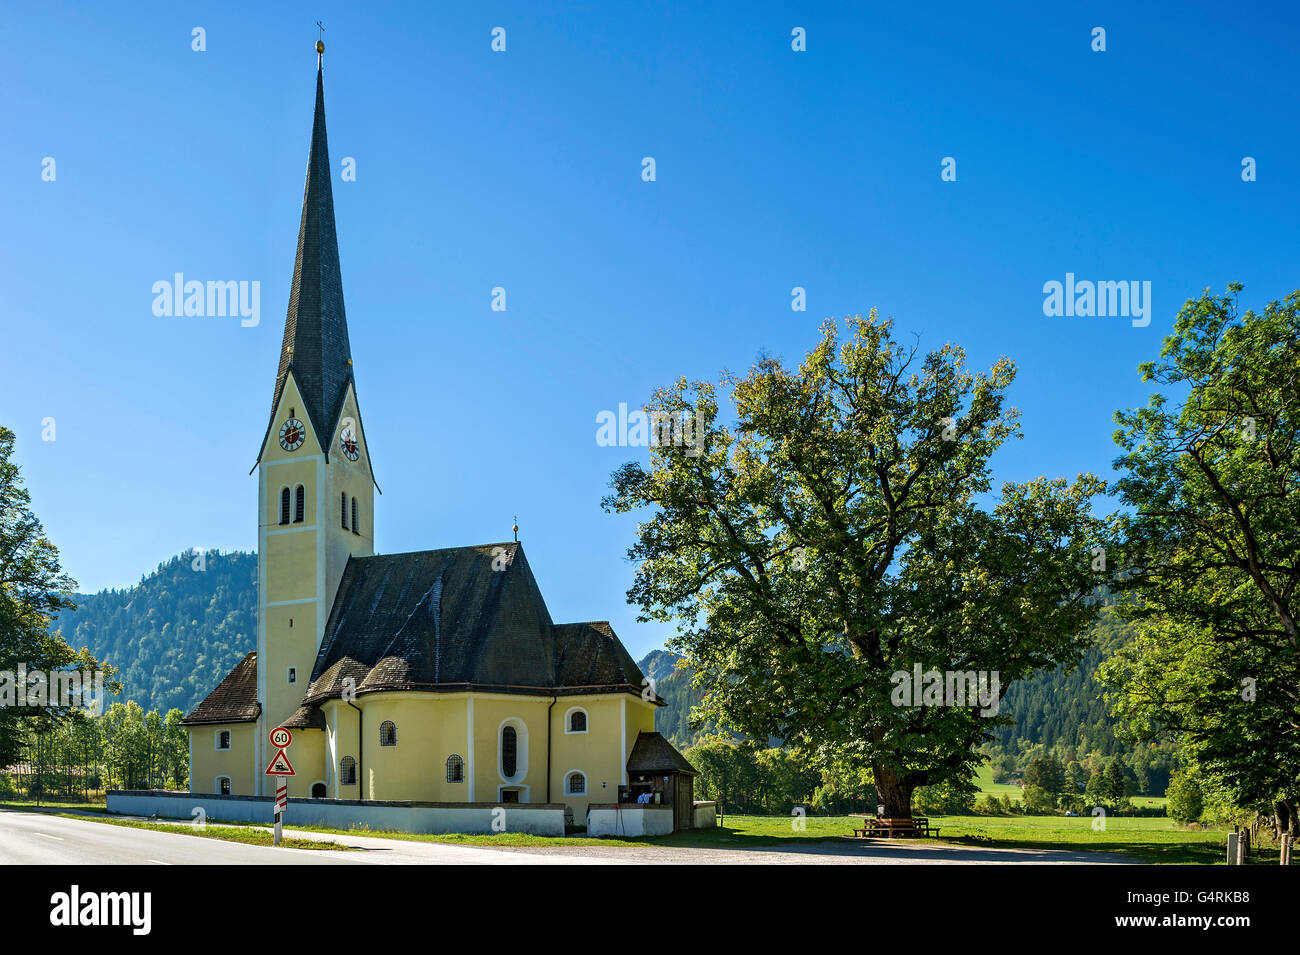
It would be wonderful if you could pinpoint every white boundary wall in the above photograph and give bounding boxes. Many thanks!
[586,804,674,837]
[693,801,717,828]
[107,790,565,835]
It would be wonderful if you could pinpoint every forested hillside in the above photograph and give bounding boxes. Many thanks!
[992,610,1134,757]
[52,551,256,715]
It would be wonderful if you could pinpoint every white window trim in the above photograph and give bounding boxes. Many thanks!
[214,729,231,751]
[215,775,231,795]
[287,666,297,685]
[309,779,327,799]
[497,784,530,803]
[277,485,292,524]
[564,769,587,796]
[563,706,589,735]
[496,717,528,784]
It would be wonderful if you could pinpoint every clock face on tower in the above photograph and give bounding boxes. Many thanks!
[278,418,306,451]
[339,425,360,461]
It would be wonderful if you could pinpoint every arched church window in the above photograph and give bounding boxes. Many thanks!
[446,755,464,783]
[341,492,348,529]
[568,709,587,733]
[340,756,356,786]
[501,726,517,778]
[351,497,359,534]
[294,485,306,523]
[379,720,397,746]
[279,487,291,525]
[565,771,585,795]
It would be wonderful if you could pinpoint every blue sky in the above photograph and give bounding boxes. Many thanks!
[2,1,1297,662]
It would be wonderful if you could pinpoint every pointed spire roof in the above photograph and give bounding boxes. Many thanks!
[257,58,356,464]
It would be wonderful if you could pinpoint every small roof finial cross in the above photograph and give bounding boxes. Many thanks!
[512,515,519,543]
[315,21,325,65]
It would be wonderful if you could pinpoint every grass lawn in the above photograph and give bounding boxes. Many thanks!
[925,813,1263,865]
[974,763,1024,802]
[52,813,351,850]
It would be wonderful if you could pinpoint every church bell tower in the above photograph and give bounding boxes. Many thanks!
[252,44,376,791]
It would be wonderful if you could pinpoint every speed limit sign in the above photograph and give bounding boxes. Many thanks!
[269,727,292,749]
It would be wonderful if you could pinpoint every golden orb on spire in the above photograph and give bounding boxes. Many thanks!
[316,40,325,54]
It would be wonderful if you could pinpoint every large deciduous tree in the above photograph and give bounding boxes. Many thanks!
[1104,285,1300,831]
[605,313,1108,816]
[0,425,106,764]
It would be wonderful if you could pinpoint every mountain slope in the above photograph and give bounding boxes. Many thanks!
[53,551,256,714]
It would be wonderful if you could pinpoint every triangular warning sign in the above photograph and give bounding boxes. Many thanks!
[264,749,296,776]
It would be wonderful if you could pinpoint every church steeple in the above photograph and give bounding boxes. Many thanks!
[258,49,355,467]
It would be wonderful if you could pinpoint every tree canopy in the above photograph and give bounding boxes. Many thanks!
[606,313,1110,815]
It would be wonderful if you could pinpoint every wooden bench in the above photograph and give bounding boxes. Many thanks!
[851,816,942,839]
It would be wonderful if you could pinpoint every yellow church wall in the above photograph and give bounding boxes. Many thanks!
[187,723,257,796]
[470,695,552,804]
[327,700,361,799]
[263,529,317,604]
[323,384,374,605]
[548,696,626,818]
[312,691,657,815]
[357,693,461,802]
[281,727,326,798]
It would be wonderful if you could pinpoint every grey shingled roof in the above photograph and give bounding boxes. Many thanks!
[301,542,652,703]
[180,652,261,725]
[627,731,697,775]
[257,64,371,480]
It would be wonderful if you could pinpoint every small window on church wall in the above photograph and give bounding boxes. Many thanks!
[279,487,291,525]
[294,485,306,523]
[501,726,517,778]
[379,720,397,746]
[341,492,348,529]
[351,497,359,534]
[340,756,356,786]
[568,710,587,733]
[566,772,585,795]
[446,755,464,783]
[287,667,297,685]
[216,730,231,750]
[217,776,231,796]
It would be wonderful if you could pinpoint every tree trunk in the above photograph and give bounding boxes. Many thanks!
[873,764,915,818]
[1276,801,1293,837]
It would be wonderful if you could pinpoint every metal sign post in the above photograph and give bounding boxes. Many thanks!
[263,727,296,847]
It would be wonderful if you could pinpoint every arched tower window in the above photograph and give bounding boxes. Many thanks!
[339,756,356,786]
[340,491,348,529]
[379,720,397,746]
[351,497,359,534]
[446,755,464,783]
[294,485,306,523]
[279,487,291,525]
[501,726,517,778]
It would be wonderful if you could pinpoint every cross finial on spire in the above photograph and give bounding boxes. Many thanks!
[315,21,325,68]
[513,515,519,543]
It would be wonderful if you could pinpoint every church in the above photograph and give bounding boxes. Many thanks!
[179,45,698,832]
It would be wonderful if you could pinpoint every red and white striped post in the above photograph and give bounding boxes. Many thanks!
[274,777,287,846]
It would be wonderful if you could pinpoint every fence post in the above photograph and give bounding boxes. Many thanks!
[1226,831,1239,865]
[1281,834,1293,866]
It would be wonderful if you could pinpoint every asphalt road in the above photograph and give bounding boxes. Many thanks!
[0,808,1129,865]
[0,809,597,865]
